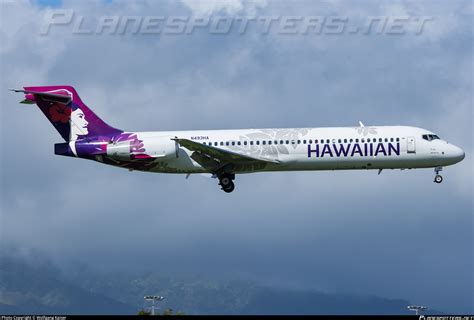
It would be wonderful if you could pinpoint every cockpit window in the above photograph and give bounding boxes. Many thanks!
[422,134,440,141]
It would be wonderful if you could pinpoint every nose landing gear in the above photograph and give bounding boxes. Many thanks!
[218,173,235,193]
[434,166,443,184]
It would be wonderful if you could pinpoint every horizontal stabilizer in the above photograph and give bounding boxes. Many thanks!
[11,88,72,105]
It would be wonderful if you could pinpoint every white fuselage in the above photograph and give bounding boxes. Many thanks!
[130,126,465,174]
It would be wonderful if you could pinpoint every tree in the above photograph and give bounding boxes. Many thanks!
[137,308,185,316]
[137,309,151,315]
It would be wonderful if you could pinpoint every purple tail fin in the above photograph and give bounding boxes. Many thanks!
[19,85,121,141]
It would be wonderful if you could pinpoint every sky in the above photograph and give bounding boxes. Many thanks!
[0,0,473,314]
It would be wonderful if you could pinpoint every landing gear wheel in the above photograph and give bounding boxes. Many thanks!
[222,181,235,193]
[434,175,443,184]
[219,173,235,193]
[220,176,232,187]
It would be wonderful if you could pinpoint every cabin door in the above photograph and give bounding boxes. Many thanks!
[407,136,416,153]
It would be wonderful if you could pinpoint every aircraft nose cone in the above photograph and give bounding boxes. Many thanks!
[451,145,465,163]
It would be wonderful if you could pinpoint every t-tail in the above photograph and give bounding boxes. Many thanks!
[11,85,122,142]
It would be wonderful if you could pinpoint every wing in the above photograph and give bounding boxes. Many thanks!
[173,138,280,173]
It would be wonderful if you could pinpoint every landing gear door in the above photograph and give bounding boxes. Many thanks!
[407,136,416,153]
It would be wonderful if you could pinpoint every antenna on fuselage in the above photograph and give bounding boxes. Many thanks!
[359,121,365,127]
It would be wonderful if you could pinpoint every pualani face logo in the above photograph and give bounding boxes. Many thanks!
[69,104,89,140]
[307,141,401,158]
[39,89,91,141]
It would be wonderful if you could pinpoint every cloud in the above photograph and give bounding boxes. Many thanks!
[181,0,267,15]
[1,0,472,314]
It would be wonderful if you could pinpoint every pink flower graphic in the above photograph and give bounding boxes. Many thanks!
[49,104,71,123]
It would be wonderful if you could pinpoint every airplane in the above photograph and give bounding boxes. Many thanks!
[11,85,465,193]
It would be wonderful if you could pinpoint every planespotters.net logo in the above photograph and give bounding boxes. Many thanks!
[39,9,433,36]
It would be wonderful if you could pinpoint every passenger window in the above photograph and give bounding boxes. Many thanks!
[327,139,330,143]
[396,138,400,142]
[338,139,341,143]
[220,142,224,146]
[379,138,382,142]
[250,141,254,146]
[303,140,307,144]
[262,141,266,145]
[226,142,229,146]
[231,142,235,146]
[280,140,284,144]
[355,139,359,143]
[297,140,301,144]
[274,140,278,145]
[384,138,388,142]
[344,139,347,143]
[309,139,312,144]
[256,141,260,145]
[286,140,290,144]
[244,141,247,146]
[350,139,353,143]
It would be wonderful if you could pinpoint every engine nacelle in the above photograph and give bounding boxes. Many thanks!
[145,136,178,159]
[106,140,132,160]
[106,136,177,160]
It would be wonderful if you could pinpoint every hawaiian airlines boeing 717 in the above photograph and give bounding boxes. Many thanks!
[12,86,465,193]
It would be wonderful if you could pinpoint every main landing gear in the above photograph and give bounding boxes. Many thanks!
[434,166,443,184]
[218,173,235,193]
